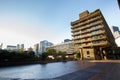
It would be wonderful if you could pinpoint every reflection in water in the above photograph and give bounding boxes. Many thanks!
[0,61,96,79]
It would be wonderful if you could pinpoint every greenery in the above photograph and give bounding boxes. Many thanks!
[73,52,81,60]
[0,50,36,62]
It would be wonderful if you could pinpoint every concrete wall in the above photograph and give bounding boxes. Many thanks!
[80,48,95,60]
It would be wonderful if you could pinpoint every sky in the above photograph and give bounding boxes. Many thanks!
[0,0,120,49]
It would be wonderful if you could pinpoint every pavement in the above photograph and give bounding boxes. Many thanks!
[0,60,120,80]
[54,60,120,80]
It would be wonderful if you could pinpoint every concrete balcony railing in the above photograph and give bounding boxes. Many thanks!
[89,26,104,32]
[81,43,93,47]
[88,16,101,22]
[80,34,91,39]
[80,38,91,43]
[73,37,80,40]
[89,21,103,27]
[91,36,106,41]
[93,41,108,46]
[91,31,105,36]
[72,32,81,36]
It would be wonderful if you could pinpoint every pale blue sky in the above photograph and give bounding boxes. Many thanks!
[0,0,120,49]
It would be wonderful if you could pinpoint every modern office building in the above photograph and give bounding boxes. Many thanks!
[71,9,117,60]
[50,41,75,54]
[110,26,120,39]
[34,43,39,55]
[40,40,53,53]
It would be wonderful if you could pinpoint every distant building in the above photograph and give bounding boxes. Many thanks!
[7,45,17,51]
[17,44,24,50]
[40,40,53,53]
[64,39,72,43]
[34,43,39,55]
[71,9,117,60]
[50,41,75,54]
[6,44,24,51]
[115,37,120,47]
[110,26,120,39]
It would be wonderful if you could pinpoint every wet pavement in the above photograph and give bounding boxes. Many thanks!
[0,60,120,80]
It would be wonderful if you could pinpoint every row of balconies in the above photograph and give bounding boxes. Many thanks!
[71,16,101,29]
[72,20,103,32]
[71,9,102,27]
[72,26,104,36]
[74,41,108,48]
[73,30,105,40]
[73,36,107,44]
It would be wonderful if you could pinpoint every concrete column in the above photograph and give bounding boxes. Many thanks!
[103,50,107,60]
[80,48,83,60]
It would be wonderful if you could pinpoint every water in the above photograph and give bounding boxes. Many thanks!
[0,61,96,79]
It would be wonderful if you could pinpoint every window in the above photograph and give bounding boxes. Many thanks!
[87,51,90,55]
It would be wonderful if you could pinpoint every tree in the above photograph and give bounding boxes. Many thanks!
[73,52,81,60]
[61,51,67,61]
[27,51,35,57]
[40,52,48,61]
[46,48,56,55]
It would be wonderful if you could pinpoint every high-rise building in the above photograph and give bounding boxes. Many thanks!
[110,26,120,39]
[34,43,39,55]
[40,40,53,53]
[71,9,117,60]
[17,44,24,51]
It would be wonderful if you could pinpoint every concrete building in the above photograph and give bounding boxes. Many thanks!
[71,9,117,60]
[110,26,120,39]
[50,41,75,54]
[40,40,53,53]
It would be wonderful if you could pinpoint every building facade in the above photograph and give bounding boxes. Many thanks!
[110,26,120,39]
[40,40,53,53]
[7,45,17,51]
[34,43,39,55]
[50,41,75,54]
[17,44,24,51]
[71,9,117,60]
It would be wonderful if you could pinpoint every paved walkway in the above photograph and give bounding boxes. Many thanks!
[54,60,120,80]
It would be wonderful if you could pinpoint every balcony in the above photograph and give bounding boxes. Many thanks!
[89,21,103,27]
[80,29,90,34]
[73,37,80,40]
[80,34,91,39]
[93,41,108,46]
[72,32,80,36]
[89,26,104,32]
[72,28,81,32]
[91,36,106,41]
[80,38,91,43]
[88,16,101,22]
[81,43,93,47]
[91,31,105,36]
